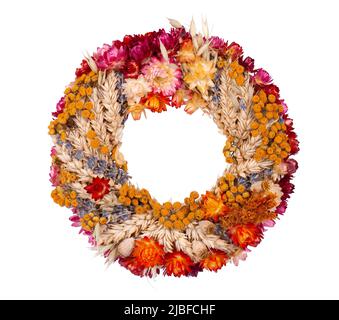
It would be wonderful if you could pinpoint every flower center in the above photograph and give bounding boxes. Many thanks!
[121,107,226,203]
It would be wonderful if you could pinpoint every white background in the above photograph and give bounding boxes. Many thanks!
[0,0,338,300]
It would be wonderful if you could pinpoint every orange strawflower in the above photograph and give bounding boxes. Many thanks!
[200,250,228,272]
[177,39,195,63]
[228,223,263,249]
[201,191,230,222]
[164,251,194,277]
[131,237,165,268]
[141,93,170,113]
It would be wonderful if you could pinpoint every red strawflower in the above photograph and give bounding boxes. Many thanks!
[123,60,140,78]
[200,250,228,272]
[226,42,243,60]
[164,251,194,277]
[228,224,263,249]
[131,237,165,268]
[119,256,145,277]
[84,177,110,201]
[279,174,295,201]
[239,56,255,72]
[187,263,203,277]
[283,116,300,155]
[262,84,280,100]
[75,59,91,77]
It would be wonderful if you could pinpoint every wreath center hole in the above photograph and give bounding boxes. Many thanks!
[120,107,227,203]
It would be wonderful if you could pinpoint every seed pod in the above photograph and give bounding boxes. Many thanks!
[117,238,135,257]
[192,240,208,258]
[198,220,216,234]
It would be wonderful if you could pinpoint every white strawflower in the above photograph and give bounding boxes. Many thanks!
[123,77,151,105]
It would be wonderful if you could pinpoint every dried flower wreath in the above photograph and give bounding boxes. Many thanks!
[49,19,299,277]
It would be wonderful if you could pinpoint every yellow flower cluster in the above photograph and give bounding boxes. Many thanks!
[51,187,78,208]
[80,212,107,232]
[118,184,152,215]
[250,90,291,164]
[86,130,110,154]
[48,71,97,138]
[223,136,236,164]
[228,60,245,86]
[59,169,77,185]
[153,192,204,231]
[218,173,250,208]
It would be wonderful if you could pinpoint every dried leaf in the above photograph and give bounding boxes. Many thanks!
[159,40,169,61]
[189,17,196,37]
[84,52,98,73]
[168,18,182,28]
[202,17,209,38]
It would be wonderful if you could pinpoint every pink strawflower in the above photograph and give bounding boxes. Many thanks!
[88,235,96,246]
[285,159,299,175]
[49,164,60,186]
[252,68,272,86]
[262,220,275,228]
[281,101,288,114]
[142,57,182,96]
[69,214,81,227]
[276,200,288,215]
[50,146,57,157]
[93,41,128,71]
[52,97,66,118]
[210,36,228,55]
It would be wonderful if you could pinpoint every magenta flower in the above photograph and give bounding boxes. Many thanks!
[240,56,255,72]
[210,36,228,55]
[279,175,295,201]
[49,164,60,186]
[276,200,288,215]
[285,159,299,175]
[130,39,151,63]
[262,220,275,228]
[52,97,66,118]
[69,214,81,227]
[93,42,128,71]
[281,101,288,114]
[156,28,181,55]
[252,68,272,86]
[50,146,57,157]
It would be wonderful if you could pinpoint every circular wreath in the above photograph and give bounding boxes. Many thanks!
[49,19,299,277]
